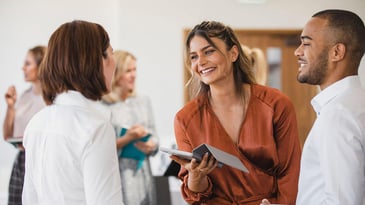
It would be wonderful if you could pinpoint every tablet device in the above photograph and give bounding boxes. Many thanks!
[159,144,248,172]
[159,147,193,160]
[6,137,23,145]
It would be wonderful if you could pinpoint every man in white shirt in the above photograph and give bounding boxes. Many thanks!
[262,9,365,205]
[294,9,365,205]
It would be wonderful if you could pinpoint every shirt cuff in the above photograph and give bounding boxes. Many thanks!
[181,175,213,202]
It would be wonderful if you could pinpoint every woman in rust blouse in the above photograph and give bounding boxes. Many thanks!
[172,21,301,205]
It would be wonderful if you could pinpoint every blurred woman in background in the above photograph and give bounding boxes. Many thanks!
[103,50,158,205]
[3,45,46,205]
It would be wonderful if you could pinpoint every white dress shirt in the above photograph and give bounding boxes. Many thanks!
[22,91,124,205]
[297,76,365,205]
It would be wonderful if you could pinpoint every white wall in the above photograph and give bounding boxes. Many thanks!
[0,0,364,204]
[118,0,365,143]
[0,0,123,203]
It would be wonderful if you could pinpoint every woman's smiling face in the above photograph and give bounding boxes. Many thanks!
[189,35,237,86]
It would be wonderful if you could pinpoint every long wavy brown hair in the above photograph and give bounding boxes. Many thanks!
[184,21,256,100]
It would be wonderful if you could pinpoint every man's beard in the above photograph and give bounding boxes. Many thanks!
[297,50,328,85]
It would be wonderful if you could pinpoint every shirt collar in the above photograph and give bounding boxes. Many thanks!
[311,75,361,116]
[54,90,111,121]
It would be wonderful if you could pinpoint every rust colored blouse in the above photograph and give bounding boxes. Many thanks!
[174,84,301,205]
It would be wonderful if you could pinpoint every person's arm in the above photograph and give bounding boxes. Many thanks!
[115,124,147,149]
[317,109,364,204]
[82,122,124,205]
[173,115,215,203]
[3,85,17,140]
[134,139,158,155]
[134,96,159,155]
[144,96,159,154]
[272,95,302,205]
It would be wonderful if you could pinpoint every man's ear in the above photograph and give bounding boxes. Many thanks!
[230,45,239,62]
[330,43,346,62]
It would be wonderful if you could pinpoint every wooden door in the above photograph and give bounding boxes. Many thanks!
[183,29,317,147]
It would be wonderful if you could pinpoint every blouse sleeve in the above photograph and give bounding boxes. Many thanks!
[273,95,302,205]
[143,96,159,155]
[81,123,124,205]
[174,115,214,204]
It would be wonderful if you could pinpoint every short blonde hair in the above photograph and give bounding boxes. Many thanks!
[102,50,137,103]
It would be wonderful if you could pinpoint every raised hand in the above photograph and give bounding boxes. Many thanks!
[5,85,17,108]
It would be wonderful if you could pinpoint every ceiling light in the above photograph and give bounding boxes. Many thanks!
[237,0,267,4]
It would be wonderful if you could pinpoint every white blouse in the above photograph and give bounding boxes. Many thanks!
[22,91,124,205]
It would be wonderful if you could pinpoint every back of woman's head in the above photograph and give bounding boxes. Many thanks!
[39,20,110,104]
[29,45,47,67]
[185,21,255,98]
